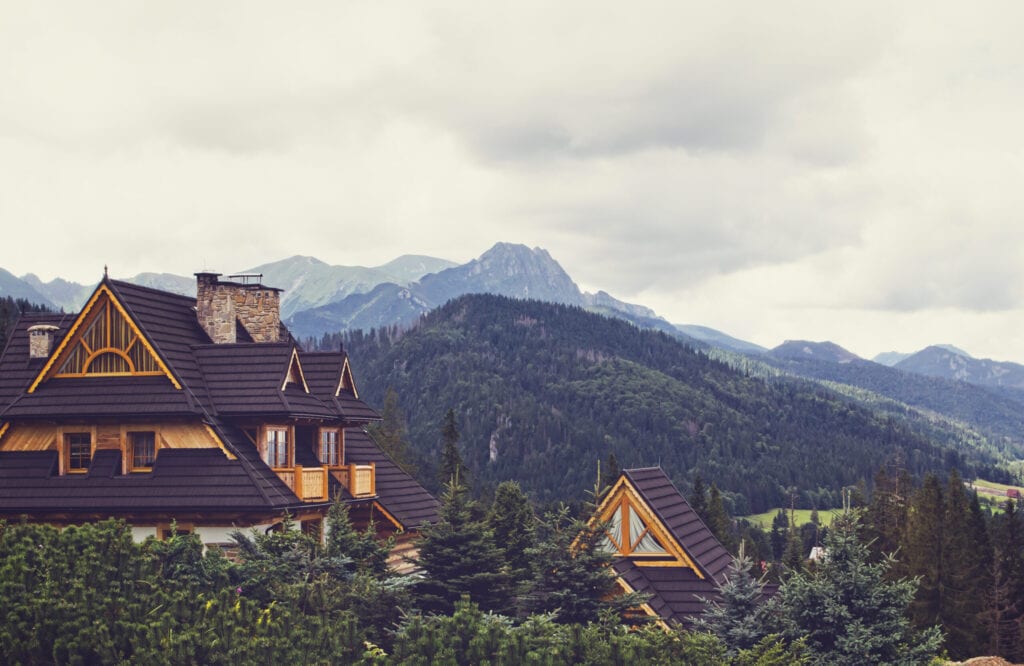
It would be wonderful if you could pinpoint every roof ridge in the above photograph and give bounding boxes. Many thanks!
[107,278,197,304]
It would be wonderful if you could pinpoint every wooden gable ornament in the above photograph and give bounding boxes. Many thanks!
[596,474,705,575]
[28,281,181,393]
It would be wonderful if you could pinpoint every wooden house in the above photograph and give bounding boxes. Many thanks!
[0,272,438,555]
[596,467,738,626]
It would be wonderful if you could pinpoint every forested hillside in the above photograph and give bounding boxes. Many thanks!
[321,295,1006,513]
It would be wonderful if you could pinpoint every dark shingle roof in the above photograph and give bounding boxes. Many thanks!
[624,467,732,581]
[301,353,380,422]
[345,428,439,529]
[614,560,720,625]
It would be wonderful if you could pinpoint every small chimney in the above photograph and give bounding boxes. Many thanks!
[195,272,282,344]
[28,324,60,359]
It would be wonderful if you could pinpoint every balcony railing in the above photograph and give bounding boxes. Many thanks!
[331,462,376,498]
[275,465,330,502]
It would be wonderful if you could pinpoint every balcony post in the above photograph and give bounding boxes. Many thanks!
[294,465,304,499]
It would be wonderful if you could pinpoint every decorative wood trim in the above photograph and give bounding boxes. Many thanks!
[371,500,405,532]
[615,575,669,631]
[282,348,311,393]
[593,476,704,577]
[202,423,237,460]
[336,357,358,398]
[28,284,181,393]
[0,422,8,444]
[59,425,97,475]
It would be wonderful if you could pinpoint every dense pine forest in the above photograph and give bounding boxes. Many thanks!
[314,294,1009,513]
[0,296,53,350]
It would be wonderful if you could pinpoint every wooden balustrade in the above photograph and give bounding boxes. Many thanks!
[329,462,376,498]
[273,465,330,502]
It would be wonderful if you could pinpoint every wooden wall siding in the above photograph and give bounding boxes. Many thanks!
[96,424,121,450]
[0,424,58,451]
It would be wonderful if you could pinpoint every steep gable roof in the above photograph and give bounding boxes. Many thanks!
[597,467,735,626]
[344,428,439,529]
[301,352,379,422]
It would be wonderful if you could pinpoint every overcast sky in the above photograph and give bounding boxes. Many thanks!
[2,2,1023,361]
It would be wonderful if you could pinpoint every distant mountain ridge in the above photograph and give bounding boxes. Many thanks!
[895,345,1024,391]
[770,340,861,364]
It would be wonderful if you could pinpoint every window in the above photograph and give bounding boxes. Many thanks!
[264,427,289,468]
[129,431,157,471]
[65,432,92,473]
[319,428,341,466]
[600,497,667,557]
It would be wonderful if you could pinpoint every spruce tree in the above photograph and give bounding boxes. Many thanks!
[438,408,468,487]
[939,470,988,658]
[696,543,772,656]
[985,499,1024,660]
[777,511,943,664]
[366,386,417,475]
[706,483,737,554]
[903,474,945,628]
[325,498,392,577]
[690,474,708,522]
[521,505,647,624]
[487,480,536,583]
[413,481,512,615]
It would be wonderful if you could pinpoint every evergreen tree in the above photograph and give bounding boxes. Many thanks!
[325,497,392,577]
[985,499,1024,660]
[939,470,989,658]
[605,453,621,489]
[690,474,708,522]
[777,510,943,664]
[770,510,789,562]
[521,505,647,624]
[413,481,512,615]
[706,483,737,554]
[487,480,536,583]
[438,408,467,487]
[366,386,417,475]
[903,473,945,628]
[696,543,772,656]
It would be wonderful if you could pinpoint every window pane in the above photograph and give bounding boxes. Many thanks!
[320,429,340,466]
[130,431,156,469]
[66,433,91,470]
[265,428,289,468]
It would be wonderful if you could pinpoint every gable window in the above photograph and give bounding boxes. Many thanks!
[319,428,342,467]
[601,497,668,557]
[129,431,157,471]
[53,297,162,377]
[65,432,92,473]
[264,427,290,468]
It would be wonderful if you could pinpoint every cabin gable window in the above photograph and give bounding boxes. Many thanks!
[319,428,342,467]
[601,496,668,557]
[65,432,92,473]
[128,431,157,471]
[53,296,162,378]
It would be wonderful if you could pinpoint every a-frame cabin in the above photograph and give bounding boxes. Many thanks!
[596,467,740,626]
[0,272,437,555]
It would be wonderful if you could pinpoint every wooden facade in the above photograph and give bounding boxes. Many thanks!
[0,273,438,551]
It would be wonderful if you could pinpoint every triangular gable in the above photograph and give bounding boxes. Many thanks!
[336,356,359,398]
[28,282,181,393]
[281,348,310,393]
[594,475,704,575]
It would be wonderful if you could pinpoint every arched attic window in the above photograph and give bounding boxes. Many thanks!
[55,299,161,377]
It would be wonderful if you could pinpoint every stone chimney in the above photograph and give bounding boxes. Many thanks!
[195,272,282,344]
[28,324,60,359]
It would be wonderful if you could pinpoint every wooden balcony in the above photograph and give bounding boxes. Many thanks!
[274,465,330,502]
[330,462,376,498]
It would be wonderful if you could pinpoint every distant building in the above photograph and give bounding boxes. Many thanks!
[0,272,437,559]
[594,467,772,626]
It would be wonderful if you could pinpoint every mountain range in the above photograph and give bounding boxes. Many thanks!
[5,241,1024,407]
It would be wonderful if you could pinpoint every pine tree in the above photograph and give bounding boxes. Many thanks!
[605,453,621,488]
[770,510,789,562]
[413,481,512,615]
[777,510,943,664]
[985,499,1024,660]
[487,480,536,583]
[939,470,988,658]
[366,386,417,475]
[438,408,468,487]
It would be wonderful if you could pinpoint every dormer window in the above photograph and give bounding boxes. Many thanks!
[65,432,92,473]
[264,427,290,469]
[129,431,157,471]
[319,428,342,467]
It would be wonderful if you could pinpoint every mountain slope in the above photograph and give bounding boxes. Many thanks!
[895,345,1024,390]
[678,325,767,354]
[770,340,861,364]
[0,269,57,308]
[337,294,1004,512]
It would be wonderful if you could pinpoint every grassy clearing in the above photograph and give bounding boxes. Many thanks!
[740,508,839,530]
[970,478,1024,494]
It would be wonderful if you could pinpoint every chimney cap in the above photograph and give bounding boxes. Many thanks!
[28,324,60,334]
